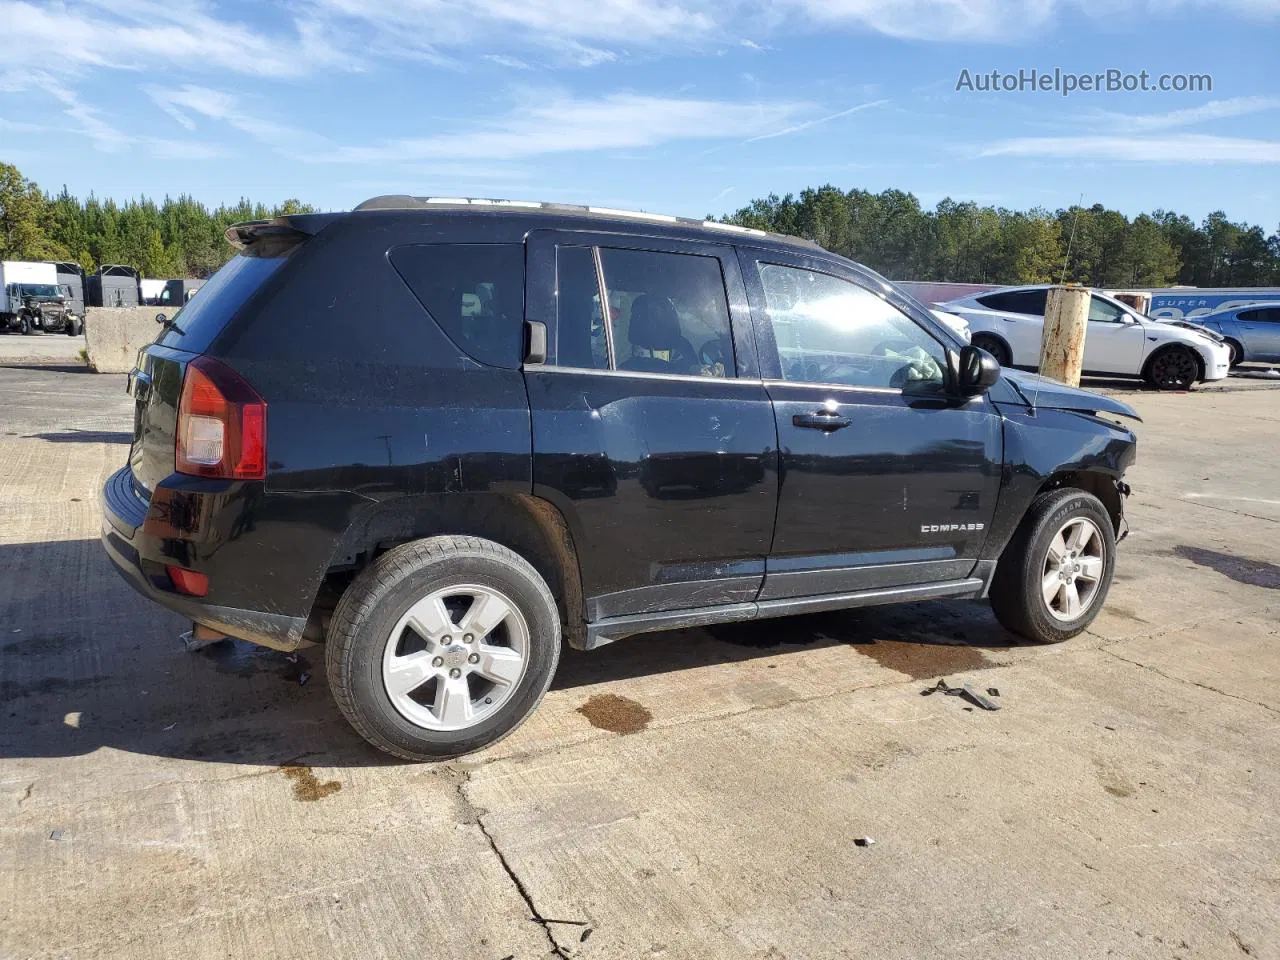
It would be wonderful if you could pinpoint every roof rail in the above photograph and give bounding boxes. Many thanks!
[351,195,820,249]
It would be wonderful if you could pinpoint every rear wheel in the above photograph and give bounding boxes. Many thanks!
[971,333,1011,367]
[989,489,1116,644]
[326,535,561,761]
[1143,345,1199,390]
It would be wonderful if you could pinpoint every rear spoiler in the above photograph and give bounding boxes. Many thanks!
[224,214,337,255]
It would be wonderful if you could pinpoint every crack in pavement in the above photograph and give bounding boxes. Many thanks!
[454,768,574,959]
[1103,649,1278,715]
[1172,497,1280,525]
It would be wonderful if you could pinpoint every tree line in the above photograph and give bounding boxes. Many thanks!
[4,160,1279,287]
[720,186,1280,288]
[0,161,311,279]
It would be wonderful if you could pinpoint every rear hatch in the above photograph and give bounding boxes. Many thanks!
[126,223,309,494]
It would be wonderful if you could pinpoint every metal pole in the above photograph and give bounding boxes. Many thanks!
[1040,286,1090,387]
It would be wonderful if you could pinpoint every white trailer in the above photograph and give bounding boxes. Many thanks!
[0,260,78,334]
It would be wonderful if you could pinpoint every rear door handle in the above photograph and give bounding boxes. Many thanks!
[793,411,851,431]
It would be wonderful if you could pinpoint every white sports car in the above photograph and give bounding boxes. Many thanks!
[937,285,1231,390]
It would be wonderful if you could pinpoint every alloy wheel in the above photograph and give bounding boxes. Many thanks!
[381,584,530,731]
[1041,517,1105,622]
[1149,348,1197,389]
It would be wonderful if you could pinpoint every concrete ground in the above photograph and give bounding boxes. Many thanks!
[1,361,1278,960]
[0,332,86,364]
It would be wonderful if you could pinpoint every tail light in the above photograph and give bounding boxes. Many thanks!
[176,356,267,480]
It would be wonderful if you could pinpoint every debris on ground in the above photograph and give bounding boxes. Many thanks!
[580,928,594,943]
[48,830,64,841]
[922,678,1001,711]
[987,687,1000,697]
[854,837,875,847]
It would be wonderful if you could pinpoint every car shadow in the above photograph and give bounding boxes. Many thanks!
[26,430,132,444]
[0,538,1018,769]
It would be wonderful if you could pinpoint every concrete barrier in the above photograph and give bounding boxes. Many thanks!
[84,307,167,374]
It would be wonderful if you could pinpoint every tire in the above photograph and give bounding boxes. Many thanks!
[66,318,82,337]
[971,333,1011,367]
[1224,339,1244,368]
[1143,345,1199,390]
[989,488,1116,644]
[19,315,33,336]
[326,535,562,761]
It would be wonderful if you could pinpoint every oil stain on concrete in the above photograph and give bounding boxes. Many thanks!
[279,764,342,801]
[577,693,653,734]
[850,640,991,681]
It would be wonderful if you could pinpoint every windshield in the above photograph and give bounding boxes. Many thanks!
[18,284,62,298]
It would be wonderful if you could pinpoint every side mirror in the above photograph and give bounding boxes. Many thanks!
[957,344,1001,396]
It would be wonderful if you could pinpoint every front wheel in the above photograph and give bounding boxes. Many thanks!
[989,488,1116,644]
[970,333,1011,367]
[326,535,561,761]
[66,318,82,336]
[19,315,33,335]
[1224,339,1244,368]
[1144,345,1199,390]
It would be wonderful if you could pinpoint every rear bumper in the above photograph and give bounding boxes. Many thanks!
[100,466,309,652]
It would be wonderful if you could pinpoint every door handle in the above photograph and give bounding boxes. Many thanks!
[793,411,851,431]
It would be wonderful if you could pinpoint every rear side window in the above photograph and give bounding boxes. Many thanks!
[598,248,733,377]
[391,244,525,369]
[977,290,1046,315]
[156,254,288,353]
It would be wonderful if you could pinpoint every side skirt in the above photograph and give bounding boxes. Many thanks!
[583,577,987,650]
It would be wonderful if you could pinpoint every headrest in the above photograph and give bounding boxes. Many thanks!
[628,295,682,350]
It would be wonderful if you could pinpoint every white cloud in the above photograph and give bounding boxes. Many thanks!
[146,85,323,150]
[0,0,352,77]
[784,0,1278,41]
[2,69,225,160]
[980,134,1280,163]
[3,0,1278,85]
[1089,96,1280,132]
[322,93,808,163]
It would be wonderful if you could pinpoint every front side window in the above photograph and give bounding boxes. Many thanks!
[1088,296,1127,324]
[391,243,525,368]
[758,263,945,392]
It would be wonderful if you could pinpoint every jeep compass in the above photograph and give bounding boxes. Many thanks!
[102,196,1139,761]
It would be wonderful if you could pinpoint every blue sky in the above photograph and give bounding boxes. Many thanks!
[1,0,1278,227]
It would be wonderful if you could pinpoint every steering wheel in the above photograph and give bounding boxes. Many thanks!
[699,336,732,368]
[871,339,919,357]
[815,360,867,384]
[668,336,700,373]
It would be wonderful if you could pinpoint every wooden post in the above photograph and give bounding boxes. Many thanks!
[1040,286,1090,387]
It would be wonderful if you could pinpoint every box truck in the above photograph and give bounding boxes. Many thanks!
[0,261,79,335]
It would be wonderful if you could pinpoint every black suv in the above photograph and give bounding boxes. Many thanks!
[102,197,1138,761]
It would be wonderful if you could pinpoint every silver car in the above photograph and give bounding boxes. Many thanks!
[1186,302,1280,366]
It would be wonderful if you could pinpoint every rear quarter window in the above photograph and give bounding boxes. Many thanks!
[390,244,525,369]
[155,254,289,353]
